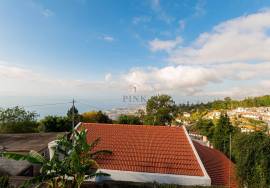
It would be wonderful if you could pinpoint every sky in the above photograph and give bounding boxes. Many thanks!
[1,0,270,116]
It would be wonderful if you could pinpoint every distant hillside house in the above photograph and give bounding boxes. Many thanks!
[183,112,191,117]
[204,111,221,120]
[77,123,211,186]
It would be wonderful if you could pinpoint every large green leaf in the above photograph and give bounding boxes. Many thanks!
[28,150,47,164]
[90,150,112,159]
[88,137,101,149]
[1,152,29,161]
[1,150,46,165]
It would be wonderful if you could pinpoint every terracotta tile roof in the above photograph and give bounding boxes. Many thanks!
[81,123,204,176]
[193,141,238,188]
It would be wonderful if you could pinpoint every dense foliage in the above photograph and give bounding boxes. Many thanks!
[0,176,10,188]
[232,132,270,187]
[81,111,112,123]
[67,105,81,126]
[193,119,215,139]
[117,114,142,125]
[0,106,38,133]
[0,105,115,133]
[1,129,112,188]
[177,95,270,112]
[192,113,270,187]
[212,113,238,157]
[39,115,72,132]
[144,95,176,125]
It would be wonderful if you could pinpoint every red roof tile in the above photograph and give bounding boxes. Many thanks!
[81,123,204,177]
[193,141,238,188]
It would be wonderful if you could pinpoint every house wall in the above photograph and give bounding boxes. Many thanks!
[93,169,211,186]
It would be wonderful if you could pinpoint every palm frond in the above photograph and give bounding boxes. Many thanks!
[90,150,112,159]
[28,150,47,164]
[19,176,44,188]
[88,137,101,150]
[1,152,29,161]
[86,171,110,179]
[1,150,46,165]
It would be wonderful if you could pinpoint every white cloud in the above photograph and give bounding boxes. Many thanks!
[123,62,270,95]
[101,35,115,42]
[197,81,270,99]
[149,37,182,52]
[149,0,174,24]
[28,1,54,18]
[41,9,54,17]
[141,10,270,97]
[178,20,186,30]
[132,16,151,25]
[1,60,270,100]
[0,63,125,97]
[124,66,219,94]
[150,0,161,12]
[169,10,270,65]
[193,0,206,17]
[3,10,270,101]
[105,73,112,81]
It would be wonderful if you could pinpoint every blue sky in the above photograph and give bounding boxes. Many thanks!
[1,0,270,116]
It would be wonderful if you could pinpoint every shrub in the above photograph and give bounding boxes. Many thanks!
[232,132,270,187]
[0,106,38,133]
[39,115,72,132]
[117,114,142,125]
[82,111,112,123]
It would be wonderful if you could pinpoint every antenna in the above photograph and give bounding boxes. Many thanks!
[229,133,232,188]
[72,99,75,129]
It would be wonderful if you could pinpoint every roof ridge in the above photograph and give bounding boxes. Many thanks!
[81,122,183,129]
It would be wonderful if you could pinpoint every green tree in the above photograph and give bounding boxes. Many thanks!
[136,109,145,120]
[39,116,72,132]
[232,132,270,187]
[144,95,176,126]
[177,95,270,112]
[1,129,112,188]
[82,111,112,123]
[195,119,215,140]
[212,113,236,156]
[67,105,81,126]
[117,114,142,125]
[0,106,38,133]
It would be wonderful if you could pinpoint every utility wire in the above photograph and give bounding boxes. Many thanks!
[2,100,102,110]
[76,101,101,110]
[22,102,72,108]
[0,101,76,109]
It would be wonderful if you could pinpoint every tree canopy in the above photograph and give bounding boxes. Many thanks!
[193,118,215,139]
[177,95,270,112]
[39,116,72,132]
[67,105,81,125]
[117,114,142,125]
[144,95,176,126]
[0,106,38,133]
[212,113,237,156]
[81,111,112,124]
[232,132,270,187]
